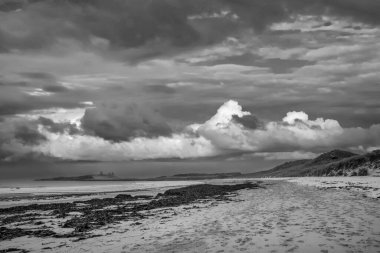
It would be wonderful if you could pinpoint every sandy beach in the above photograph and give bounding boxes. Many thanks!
[1,0,380,251]
[1,179,379,253]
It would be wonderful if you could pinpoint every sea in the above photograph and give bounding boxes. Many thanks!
[0,180,206,208]
[0,159,276,207]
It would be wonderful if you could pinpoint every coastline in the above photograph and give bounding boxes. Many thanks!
[1,179,379,252]
[0,180,205,208]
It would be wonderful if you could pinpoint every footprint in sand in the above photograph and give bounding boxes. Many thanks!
[286,246,299,252]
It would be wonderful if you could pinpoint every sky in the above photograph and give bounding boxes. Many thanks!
[0,0,380,166]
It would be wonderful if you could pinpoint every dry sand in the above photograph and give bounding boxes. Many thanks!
[1,180,380,253]
[288,176,380,198]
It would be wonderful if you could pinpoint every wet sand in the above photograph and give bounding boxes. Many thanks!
[1,180,380,253]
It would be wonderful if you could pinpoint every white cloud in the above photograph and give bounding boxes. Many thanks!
[198,100,250,127]
[80,101,94,106]
[34,131,218,161]
[24,88,53,97]
[282,111,309,124]
[191,100,379,153]
[189,100,253,151]
[2,100,380,161]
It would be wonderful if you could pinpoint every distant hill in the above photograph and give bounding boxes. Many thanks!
[247,150,380,177]
[36,172,243,181]
[157,172,242,180]
[36,150,380,181]
[37,172,119,181]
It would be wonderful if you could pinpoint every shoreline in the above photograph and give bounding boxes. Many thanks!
[1,179,379,252]
[0,182,262,246]
[2,176,380,208]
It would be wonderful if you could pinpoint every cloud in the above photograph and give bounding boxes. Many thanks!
[0,0,202,57]
[1,0,380,61]
[34,132,217,161]
[81,102,172,142]
[318,0,380,25]
[37,116,80,135]
[190,100,380,153]
[12,124,46,145]
[42,85,69,93]
[143,85,176,94]
[282,111,309,124]
[0,85,84,116]
[232,114,262,129]
[0,1,379,165]
[19,72,56,80]
[1,1,379,129]
[220,0,380,36]
[0,100,379,162]
[185,100,258,151]
[0,72,89,116]
[253,151,318,160]
[193,52,316,74]
[0,117,48,160]
[0,108,217,162]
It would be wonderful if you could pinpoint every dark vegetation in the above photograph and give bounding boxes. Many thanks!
[0,182,261,241]
[247,150,380,178]
[37,150,380,182]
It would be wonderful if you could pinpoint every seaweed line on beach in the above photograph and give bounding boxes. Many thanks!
[0,182,262,242]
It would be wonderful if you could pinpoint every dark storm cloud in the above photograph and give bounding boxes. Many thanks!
[160,102,221,125]
[0,0,204,55]
[1,0,379,61]
[0,71,100,116]
[42,84,69,93]
[193,53,316,74]
[0,114,85,161]
[222,0,380,27]
[0,115,82,161]
[19,72,55,80]
[0,118,46,146]
[257,59,316,74]
[0,0,27,12]
[0,86,31,115]
[14,125,47,145]
[0,72,65,114]
[232,114,263,129]
[0,82,85,116]
[319,0,380,25]
[37,116,80,135]
[0,80,28,87]
[0,149,11,161]
[18,72,69,93]
[81,102,172,142]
